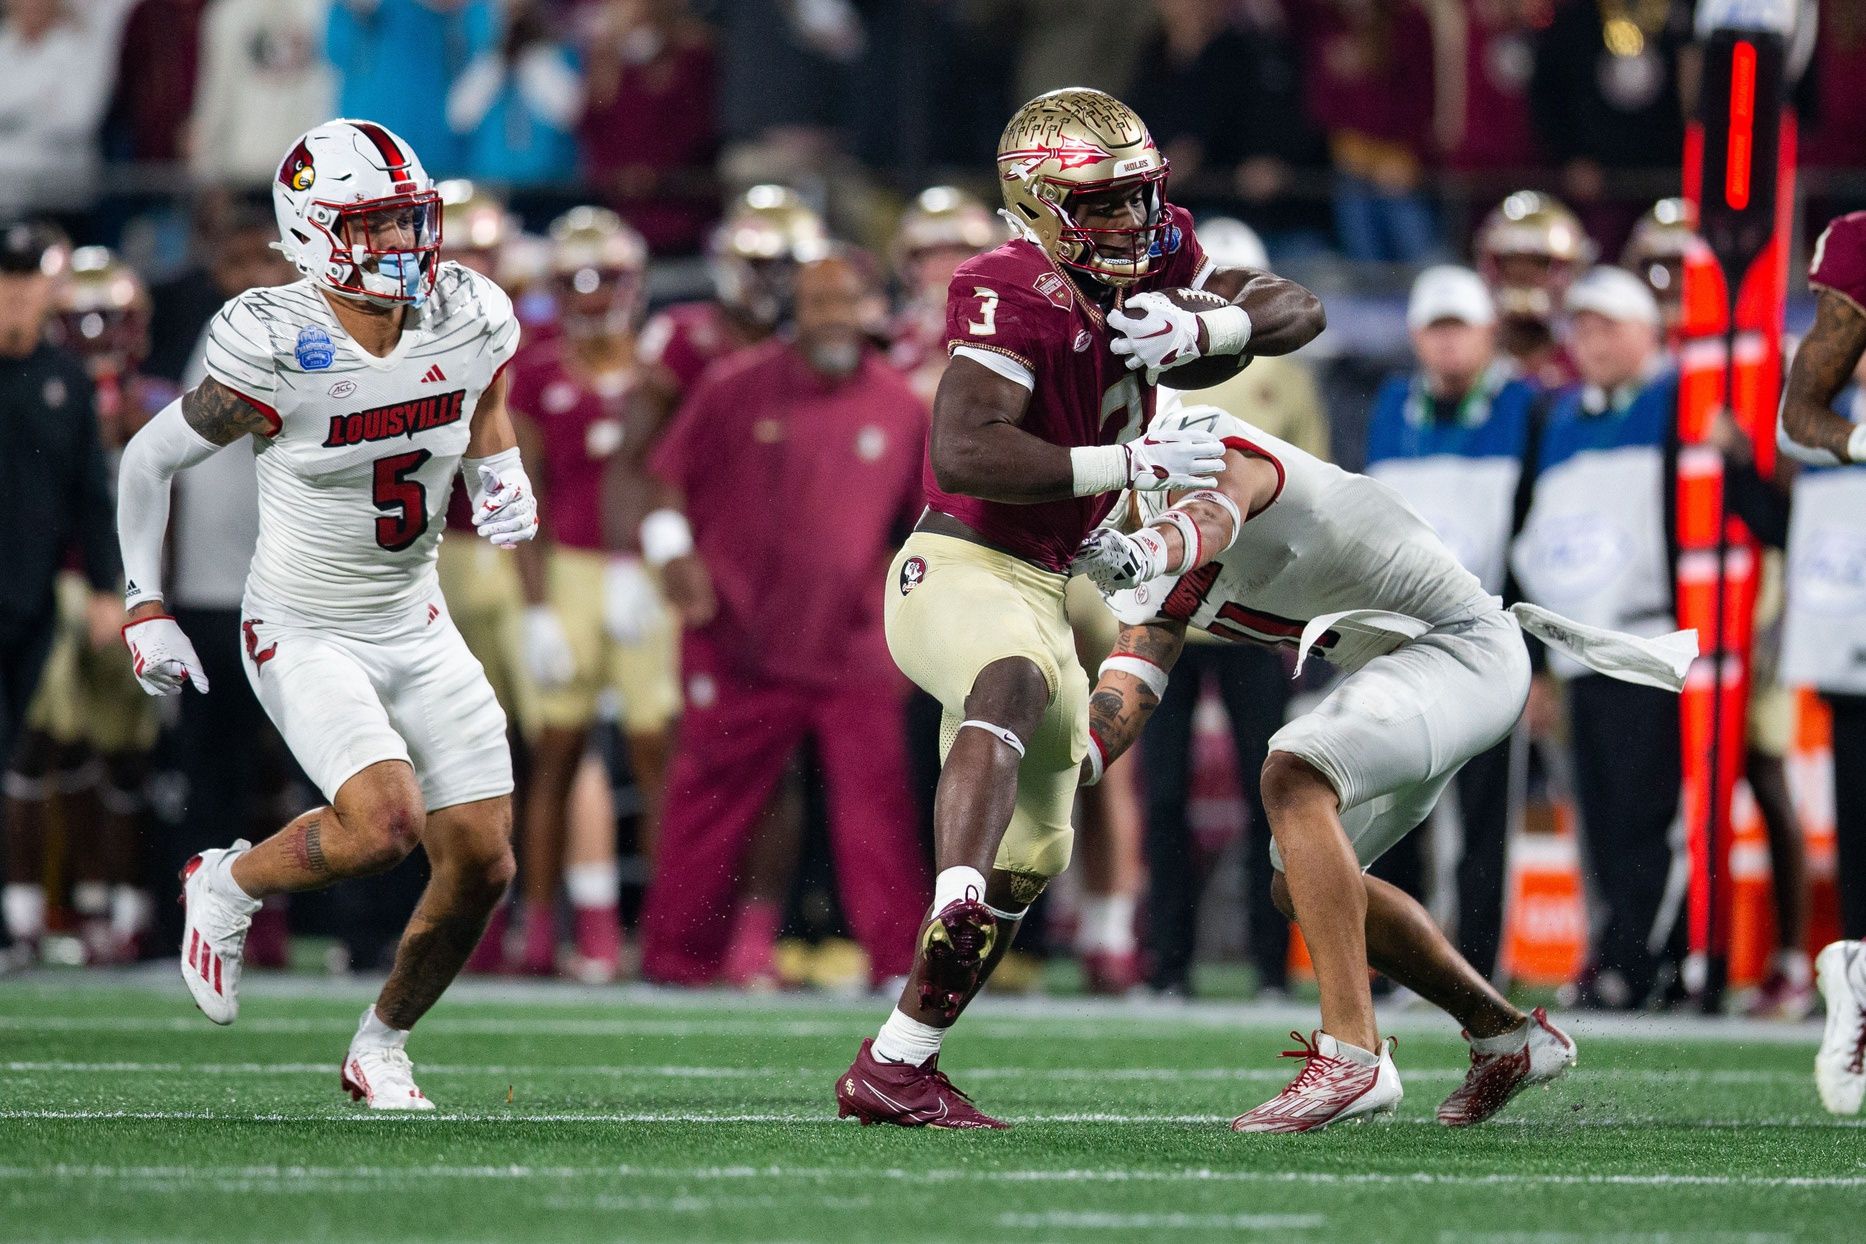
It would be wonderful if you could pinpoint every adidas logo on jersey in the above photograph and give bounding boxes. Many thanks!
[322,390,466,448]
[420,364,448,384]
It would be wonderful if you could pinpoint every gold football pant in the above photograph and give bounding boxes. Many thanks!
[884,532,1087,888]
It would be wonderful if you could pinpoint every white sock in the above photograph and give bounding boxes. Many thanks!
[111,885,153,940]
[931,865,987,913]
[1469,1019,1530,1055]
[564,861,619,910]
[873,1007,945,1065]
[1774,948,1811,987]
[72,881,110,918]
[355,1006,410,1049]
[215,850,260,907]
[1075,893,1137,955]
[1318,1032,1380,1066]
[2,884,45,941]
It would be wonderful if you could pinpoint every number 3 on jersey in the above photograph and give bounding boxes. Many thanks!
[373,449,432,551]
[966,286,998,336]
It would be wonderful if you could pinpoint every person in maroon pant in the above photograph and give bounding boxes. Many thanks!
[637,252,929,985]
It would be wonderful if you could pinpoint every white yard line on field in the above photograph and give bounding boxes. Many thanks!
[0,1162,1862,1192]
[998,1211,1325,1231]
[0,1060,1818,1086]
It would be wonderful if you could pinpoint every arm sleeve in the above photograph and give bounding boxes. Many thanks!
[201,296,282,431]
[117,398,226,608]
[70,370,121,592]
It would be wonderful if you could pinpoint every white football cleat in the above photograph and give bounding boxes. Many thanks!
[1231,1030,1403,1133]
[342,1011,436,1111]
[1437,1007,1577,1126]
[178,840,260,1025]
[1815,940,1866,1116]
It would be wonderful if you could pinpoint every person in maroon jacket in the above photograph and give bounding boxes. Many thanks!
[635,251,929,987]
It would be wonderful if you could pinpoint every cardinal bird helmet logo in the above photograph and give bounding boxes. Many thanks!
[278,140,316,192]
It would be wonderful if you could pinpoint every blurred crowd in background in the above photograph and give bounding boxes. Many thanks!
[3,0,1865,1017]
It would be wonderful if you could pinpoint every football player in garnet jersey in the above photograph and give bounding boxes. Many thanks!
[1475,191,1594,390]
[115,120,540,1109]
[1777,211,1866,1115]
[505,207,676,984]
[833,88,1326,1129]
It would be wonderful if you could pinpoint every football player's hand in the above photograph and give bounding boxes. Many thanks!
[602,556,661,645]
[474,465,540,548]
[522,605,576,690]
[1070,527,1169,592]
[86,591,125,652]
[122,611,210,696]
[1109,292,1203,381]
[661,554,717,629]
[1124,426,1225,491]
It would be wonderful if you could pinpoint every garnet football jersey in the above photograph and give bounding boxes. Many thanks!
[1811,211,1866,313]
[507,338,631,554]
[922,203,1212,573]
[202,261,520,626]
[638,300,743,396]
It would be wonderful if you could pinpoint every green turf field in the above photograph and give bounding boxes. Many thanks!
[0,974,1858,1243]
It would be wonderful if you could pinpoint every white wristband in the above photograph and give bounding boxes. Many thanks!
[1848,423,1866,465]
[1071,443,1130,497]
[1151,509,1201,576]
[1082,733,1107,786]
[1178,488,1243,551]
[640,508,695,567]
[1198,303,1252,356]
[1099,653,1168,698]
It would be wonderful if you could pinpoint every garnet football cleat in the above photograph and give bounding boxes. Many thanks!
[177,840,260,1025]
[834,1038,1008,1129]
[1436,1007,1576,1127]
[916,898,998,1020]
[1231,1031,1403,1133]
[1815,940,1866,1115]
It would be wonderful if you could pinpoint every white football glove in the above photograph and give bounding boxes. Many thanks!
[602,556,662,645]
[522,604,576,690]
[1124,426,1226,491]
[1108,292,1203,381]
[473,464,540,547]
[1071,527,1172,592]
[122,614,209,696]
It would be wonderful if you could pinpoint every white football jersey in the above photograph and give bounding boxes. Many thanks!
[1110,406,1493,671]
[203,262,519,627]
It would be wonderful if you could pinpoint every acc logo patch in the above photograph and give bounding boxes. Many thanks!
[1073,329,1092,353]
[278,140,315,192]
[898,556,927,596]
[295,325,335,371]
[1032,271,1072,310]
[328,379,357,399]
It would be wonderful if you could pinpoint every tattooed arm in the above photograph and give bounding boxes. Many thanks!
[181,375,279,444]
[1082,618,1189,785]
[1780,292,1866,465]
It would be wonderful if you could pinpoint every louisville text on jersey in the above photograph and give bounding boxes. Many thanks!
[321,389,467,448]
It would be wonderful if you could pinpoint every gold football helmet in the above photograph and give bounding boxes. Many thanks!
[893,187,1001,271]
[995,88,1172,287]
[54,245,150,369]
[1622,198,1698,298]
[1476,191,1595,321]
[548,206,649,337]
[709,184,829,325]
[438,179,515,279]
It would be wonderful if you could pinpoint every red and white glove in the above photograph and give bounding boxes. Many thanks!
[1108,292,1204,380]
[603,556,661,644]
[472,463,540,547]
[521,605,575,689]
[1124,426,1226,491]
[122,614,209,696]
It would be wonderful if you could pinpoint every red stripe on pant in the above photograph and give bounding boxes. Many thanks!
[639,636,928,984]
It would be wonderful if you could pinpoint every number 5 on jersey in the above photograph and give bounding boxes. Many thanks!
[373,449,432,551]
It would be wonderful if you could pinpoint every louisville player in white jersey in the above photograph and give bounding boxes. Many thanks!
[1072,400,1696,1132]
[114,120,539,1109]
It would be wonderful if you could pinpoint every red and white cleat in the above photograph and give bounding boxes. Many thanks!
[1815,940,1866,1116]
[569,904,623,985]
[1436,1007,1576,1127]
[1081,949,1142,997]
[917,898,997,1021]
[342,1018,436,1112]
[834,1038,1008,1129]
[1231,1031,1403,1133]
[178,840,259,1025]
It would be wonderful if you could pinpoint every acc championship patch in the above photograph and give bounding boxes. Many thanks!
[295,325,335,371]
[898,556,927,595]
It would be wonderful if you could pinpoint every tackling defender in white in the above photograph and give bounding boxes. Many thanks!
[114,120,538,1109]
[1073,400,1696,1131]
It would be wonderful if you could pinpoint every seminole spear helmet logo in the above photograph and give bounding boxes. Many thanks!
[278,140,315,192]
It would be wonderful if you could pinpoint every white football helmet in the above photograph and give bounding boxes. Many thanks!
[273,119,441,308]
